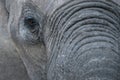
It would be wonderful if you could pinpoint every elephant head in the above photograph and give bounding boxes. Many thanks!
[6,0,120,80]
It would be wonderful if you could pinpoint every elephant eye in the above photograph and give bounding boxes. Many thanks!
[19,3,45,45]
[19,15,41,44]
[24,16,39,33]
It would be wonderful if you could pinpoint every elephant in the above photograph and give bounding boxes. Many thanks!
[0,0,30,80]
[4,0,120,80]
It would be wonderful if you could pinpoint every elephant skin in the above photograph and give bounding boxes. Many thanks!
[0,0,30,80]
[3,0,120,80]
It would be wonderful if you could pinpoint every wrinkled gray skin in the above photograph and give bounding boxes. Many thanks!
[2,0,120,80]
[0,0,30,80]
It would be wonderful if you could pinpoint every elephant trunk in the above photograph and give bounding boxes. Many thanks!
[47,0,120,80]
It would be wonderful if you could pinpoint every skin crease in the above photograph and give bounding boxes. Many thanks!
[6,1,73,79]
[3,0,120,80]
[6,0,71,80]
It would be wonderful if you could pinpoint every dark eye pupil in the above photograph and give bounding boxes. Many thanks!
[24,17,38,30]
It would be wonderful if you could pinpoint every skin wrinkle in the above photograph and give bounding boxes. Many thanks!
[72,48,120,78]
[47,0,120,80]
[47,1,119,53]
[49,0,118,26]
[50,3,117,62]
[59,17,118,44]
[5,0,120,80]
[76,49,120,65]
[50,4,119,61]
[47,4,119,66]
[53,1,119,34]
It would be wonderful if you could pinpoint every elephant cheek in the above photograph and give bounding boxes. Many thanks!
[47,1,120,80]
[16,44,47,80]
[9,23,47,80]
